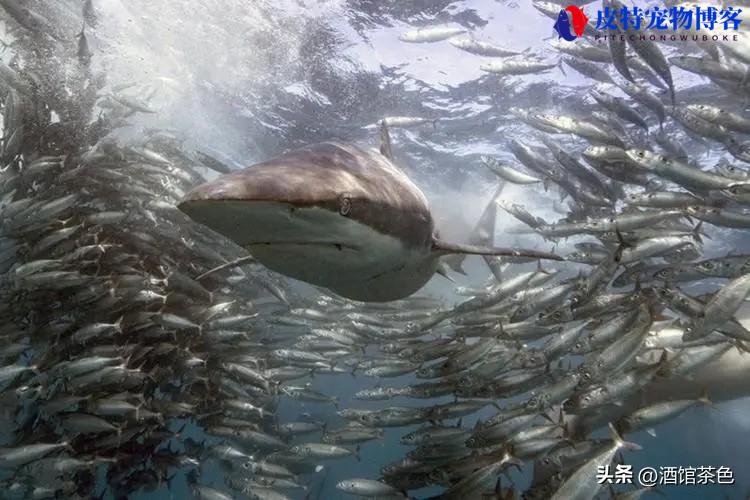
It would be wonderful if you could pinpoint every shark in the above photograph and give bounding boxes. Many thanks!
[178,125,561,301]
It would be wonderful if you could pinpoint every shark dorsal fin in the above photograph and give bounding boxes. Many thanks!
[379,120,393,161]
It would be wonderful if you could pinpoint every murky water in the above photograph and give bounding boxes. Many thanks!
[0,1,749,499]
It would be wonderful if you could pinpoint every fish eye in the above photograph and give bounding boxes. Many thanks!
[638,151,644,157]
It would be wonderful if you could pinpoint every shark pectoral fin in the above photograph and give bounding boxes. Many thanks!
[431,239,564,261]
[441,254,468,275]
[379,120,393,161]
[435,262,456,283]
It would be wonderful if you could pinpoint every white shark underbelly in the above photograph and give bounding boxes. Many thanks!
[192,200,436,301]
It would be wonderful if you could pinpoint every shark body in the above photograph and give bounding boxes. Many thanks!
[179,139,560,301]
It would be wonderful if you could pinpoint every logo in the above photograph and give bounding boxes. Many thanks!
[551,4,742,43]
[554,5,589,41]
[595,5,743,31]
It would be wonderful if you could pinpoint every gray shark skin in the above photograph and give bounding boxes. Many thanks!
[178,141,560,301]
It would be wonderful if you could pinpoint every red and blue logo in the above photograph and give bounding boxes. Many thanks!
[554,5,589,41]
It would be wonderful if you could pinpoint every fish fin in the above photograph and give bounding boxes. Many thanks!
[455,417,463,428]
[608,422,641,450]
[540,412,555,424]
[646,428,657,437]
[732,340,750,354]
[691,221,705,244]
[379,120,393,160]
[431,239,563,261]
[698,387,715,409]
[435,262,455,282]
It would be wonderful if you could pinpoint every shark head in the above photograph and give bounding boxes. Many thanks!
[178,141,439,301]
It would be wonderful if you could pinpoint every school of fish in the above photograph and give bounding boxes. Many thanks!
[0,0,749,499]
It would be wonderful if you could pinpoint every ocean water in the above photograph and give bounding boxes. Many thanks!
[1,0,750,499]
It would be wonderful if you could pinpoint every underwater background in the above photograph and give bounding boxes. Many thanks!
[0,0,749,499]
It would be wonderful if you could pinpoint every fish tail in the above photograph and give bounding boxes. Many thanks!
[608,422,641,451]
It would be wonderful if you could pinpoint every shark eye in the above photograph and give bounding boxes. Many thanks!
[339,195,352,216]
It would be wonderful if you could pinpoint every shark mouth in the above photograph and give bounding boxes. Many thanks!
[245,241,360,252]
